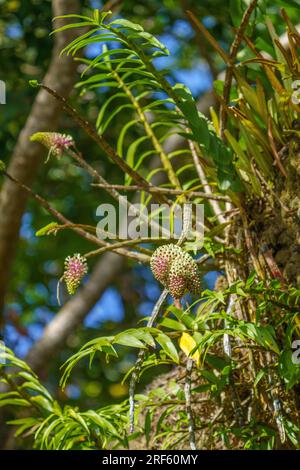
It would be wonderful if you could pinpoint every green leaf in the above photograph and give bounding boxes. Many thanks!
[133,329,156,348]
[125,135,149,183]
[144,409,151,447]
[279,349,300,389]
[173,83,210,149]
[284,418,300,448]
[96,92,128,131]
[169,306,195,329]
[137,31,169,54]
[253,369,266,388]
[117,119,137,157]
[0,161,5,173]
[159,317,186,331]
[201,369,220,385]
[114,331,146,349]
[7,417,38,437]
[110,19,144,32]
[84,411,117,435]
[156,407,172,434]
[20,378,53,402]
[229,0,244,27]
[68,409,90,435]
[156,333,179,363]
[239,323,280,354]
[0,398,30,408]
[30,396,53,412]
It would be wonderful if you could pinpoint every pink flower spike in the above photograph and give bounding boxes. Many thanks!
[64,254,88,295]
[30,132,74,159]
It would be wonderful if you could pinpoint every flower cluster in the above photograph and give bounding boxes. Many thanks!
[30,132,74,158]
[64,254,88,295]
[150,244,201,299]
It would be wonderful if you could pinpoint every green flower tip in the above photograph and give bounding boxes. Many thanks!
[29,80,39,88]
[0,160,6,172]
[36,222,59,237]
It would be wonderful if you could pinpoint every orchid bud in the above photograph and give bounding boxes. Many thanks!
[64,254,88,295]
[30,132,74,159]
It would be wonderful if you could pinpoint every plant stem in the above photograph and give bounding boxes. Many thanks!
[184,358,197,450]
[129,288,168,433]
[91,183,231,202]
[38,83,167,204]
[188,139,227,223]
[69,149,171,239]
[3,170,149,264]
[1,370,46,416]
[113,70,181,189]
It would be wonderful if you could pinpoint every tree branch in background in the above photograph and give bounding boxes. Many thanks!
[0,0,82,322]
[2,168,150,263]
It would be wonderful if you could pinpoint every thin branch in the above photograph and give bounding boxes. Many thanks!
[68,149,171,239]
[91,183,231,202]
[2,169,149,264]
[196,253,211,265]
[84,238,171,259]
[46,223,148,255]
[129,203,193,433]
[267,117,288,178]
[45,222,97,235]
[188,139,227,224]
[186,11,230,65]
[181,1,218,80]
[178,203,192,246]
[70,148,121,200]
[184,358,197,450]
[265,352,286,444]
[145,398,209,407]
[240,207,265,279]
[223,295,234,358]
[224,295,245,427]
[219,0,258,139]
[129,288,168,433]
[38,84,167,204]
